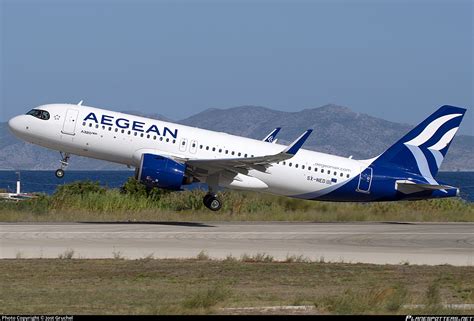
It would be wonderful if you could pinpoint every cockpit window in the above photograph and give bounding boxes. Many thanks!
[26,109,50,120]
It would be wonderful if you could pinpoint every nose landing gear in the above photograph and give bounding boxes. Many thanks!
[55,168,65,178]
[55,152,71,179]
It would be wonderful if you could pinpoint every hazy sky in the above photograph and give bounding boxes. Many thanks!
[1,0,472,135]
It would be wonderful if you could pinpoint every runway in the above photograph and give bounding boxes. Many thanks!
[1,222,473,265]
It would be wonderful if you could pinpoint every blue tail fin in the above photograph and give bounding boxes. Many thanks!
[372,105,466,184]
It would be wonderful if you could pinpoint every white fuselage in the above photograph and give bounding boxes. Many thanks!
[8,104,369,198]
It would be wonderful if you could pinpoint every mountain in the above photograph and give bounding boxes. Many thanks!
[179,104,473,170]
[0,104,472,171]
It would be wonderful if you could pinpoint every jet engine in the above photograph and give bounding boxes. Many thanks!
[136,153,193,190]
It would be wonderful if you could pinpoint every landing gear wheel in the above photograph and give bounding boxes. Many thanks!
[55,152,70,179]
[203,194,222,211]
[203,193,212,205]
[55,168,65,179]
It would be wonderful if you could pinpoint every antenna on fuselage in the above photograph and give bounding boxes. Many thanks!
[77,100,83,106]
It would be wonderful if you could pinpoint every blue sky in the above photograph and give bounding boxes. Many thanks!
[1,0,472,134]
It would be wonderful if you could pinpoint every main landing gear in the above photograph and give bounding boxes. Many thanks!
[55,152,70,179]
[203,193,222,211]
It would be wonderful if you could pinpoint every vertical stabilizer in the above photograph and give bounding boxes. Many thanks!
[372,105,466,184]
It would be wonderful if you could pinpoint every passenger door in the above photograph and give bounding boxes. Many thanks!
[356,167,373,193]
[62,109,79,135]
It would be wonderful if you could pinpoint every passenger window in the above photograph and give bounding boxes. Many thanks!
[308,166,311,171]
[225,150,228,154]
[321,169,324,173]
[283,161,286,165]
[182,141,186,146]
[108,127,112,131]
[206,146,209,150]
[200,145,203,149]
[82,122,86,126]
[238,152,241,156]
[89,123,92,127]
[134,132,137,136]
[95,124,99,128]
[295,164,298,168]
[115,128,118,132]
[173,139,176,144]
[289,162,292,167]
[102,125,105,130]
[153,136,156,140]
[334,171,337,176]
[212,147,216,152]
[244,154,247,158]
[347,174,350,178]
[160,137,163,141]
[231,151,235,155]
[140,133,144,137]
[340,173,343,177]
[166,138,169,142]
[219,149,222,153]
[147,134,150,139]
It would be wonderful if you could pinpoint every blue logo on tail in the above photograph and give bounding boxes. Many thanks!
[372,105,466,183]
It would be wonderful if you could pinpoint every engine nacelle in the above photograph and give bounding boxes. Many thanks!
[137,153,188,190]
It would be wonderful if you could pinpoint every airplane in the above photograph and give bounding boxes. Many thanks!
[7,103,466,211]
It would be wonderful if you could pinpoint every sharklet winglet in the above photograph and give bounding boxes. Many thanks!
[283,129,313,155]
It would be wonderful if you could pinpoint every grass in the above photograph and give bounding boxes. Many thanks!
[0,259,472,315]
[57,249,75,259]
[0,179,473,222]
[182,285,230,310]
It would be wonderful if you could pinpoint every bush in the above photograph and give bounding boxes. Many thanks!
[53,181,105,197]
[120,177,171,202]
[120,177,148,197]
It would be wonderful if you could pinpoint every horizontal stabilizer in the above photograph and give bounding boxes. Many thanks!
[395,180,454,194]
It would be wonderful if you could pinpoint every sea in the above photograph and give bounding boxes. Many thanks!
[0,170,473,202]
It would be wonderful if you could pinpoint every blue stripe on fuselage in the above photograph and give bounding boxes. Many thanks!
[294,165,458,202]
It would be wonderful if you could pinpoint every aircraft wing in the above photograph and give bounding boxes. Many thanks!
[262,127,281,143]
[186,129,312,176]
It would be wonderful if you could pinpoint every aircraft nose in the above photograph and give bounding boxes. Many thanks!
[8,116,26,135]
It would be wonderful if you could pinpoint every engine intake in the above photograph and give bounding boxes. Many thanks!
[137,153,188,190]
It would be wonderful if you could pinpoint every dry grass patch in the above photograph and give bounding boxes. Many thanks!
[0,259,473,315]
